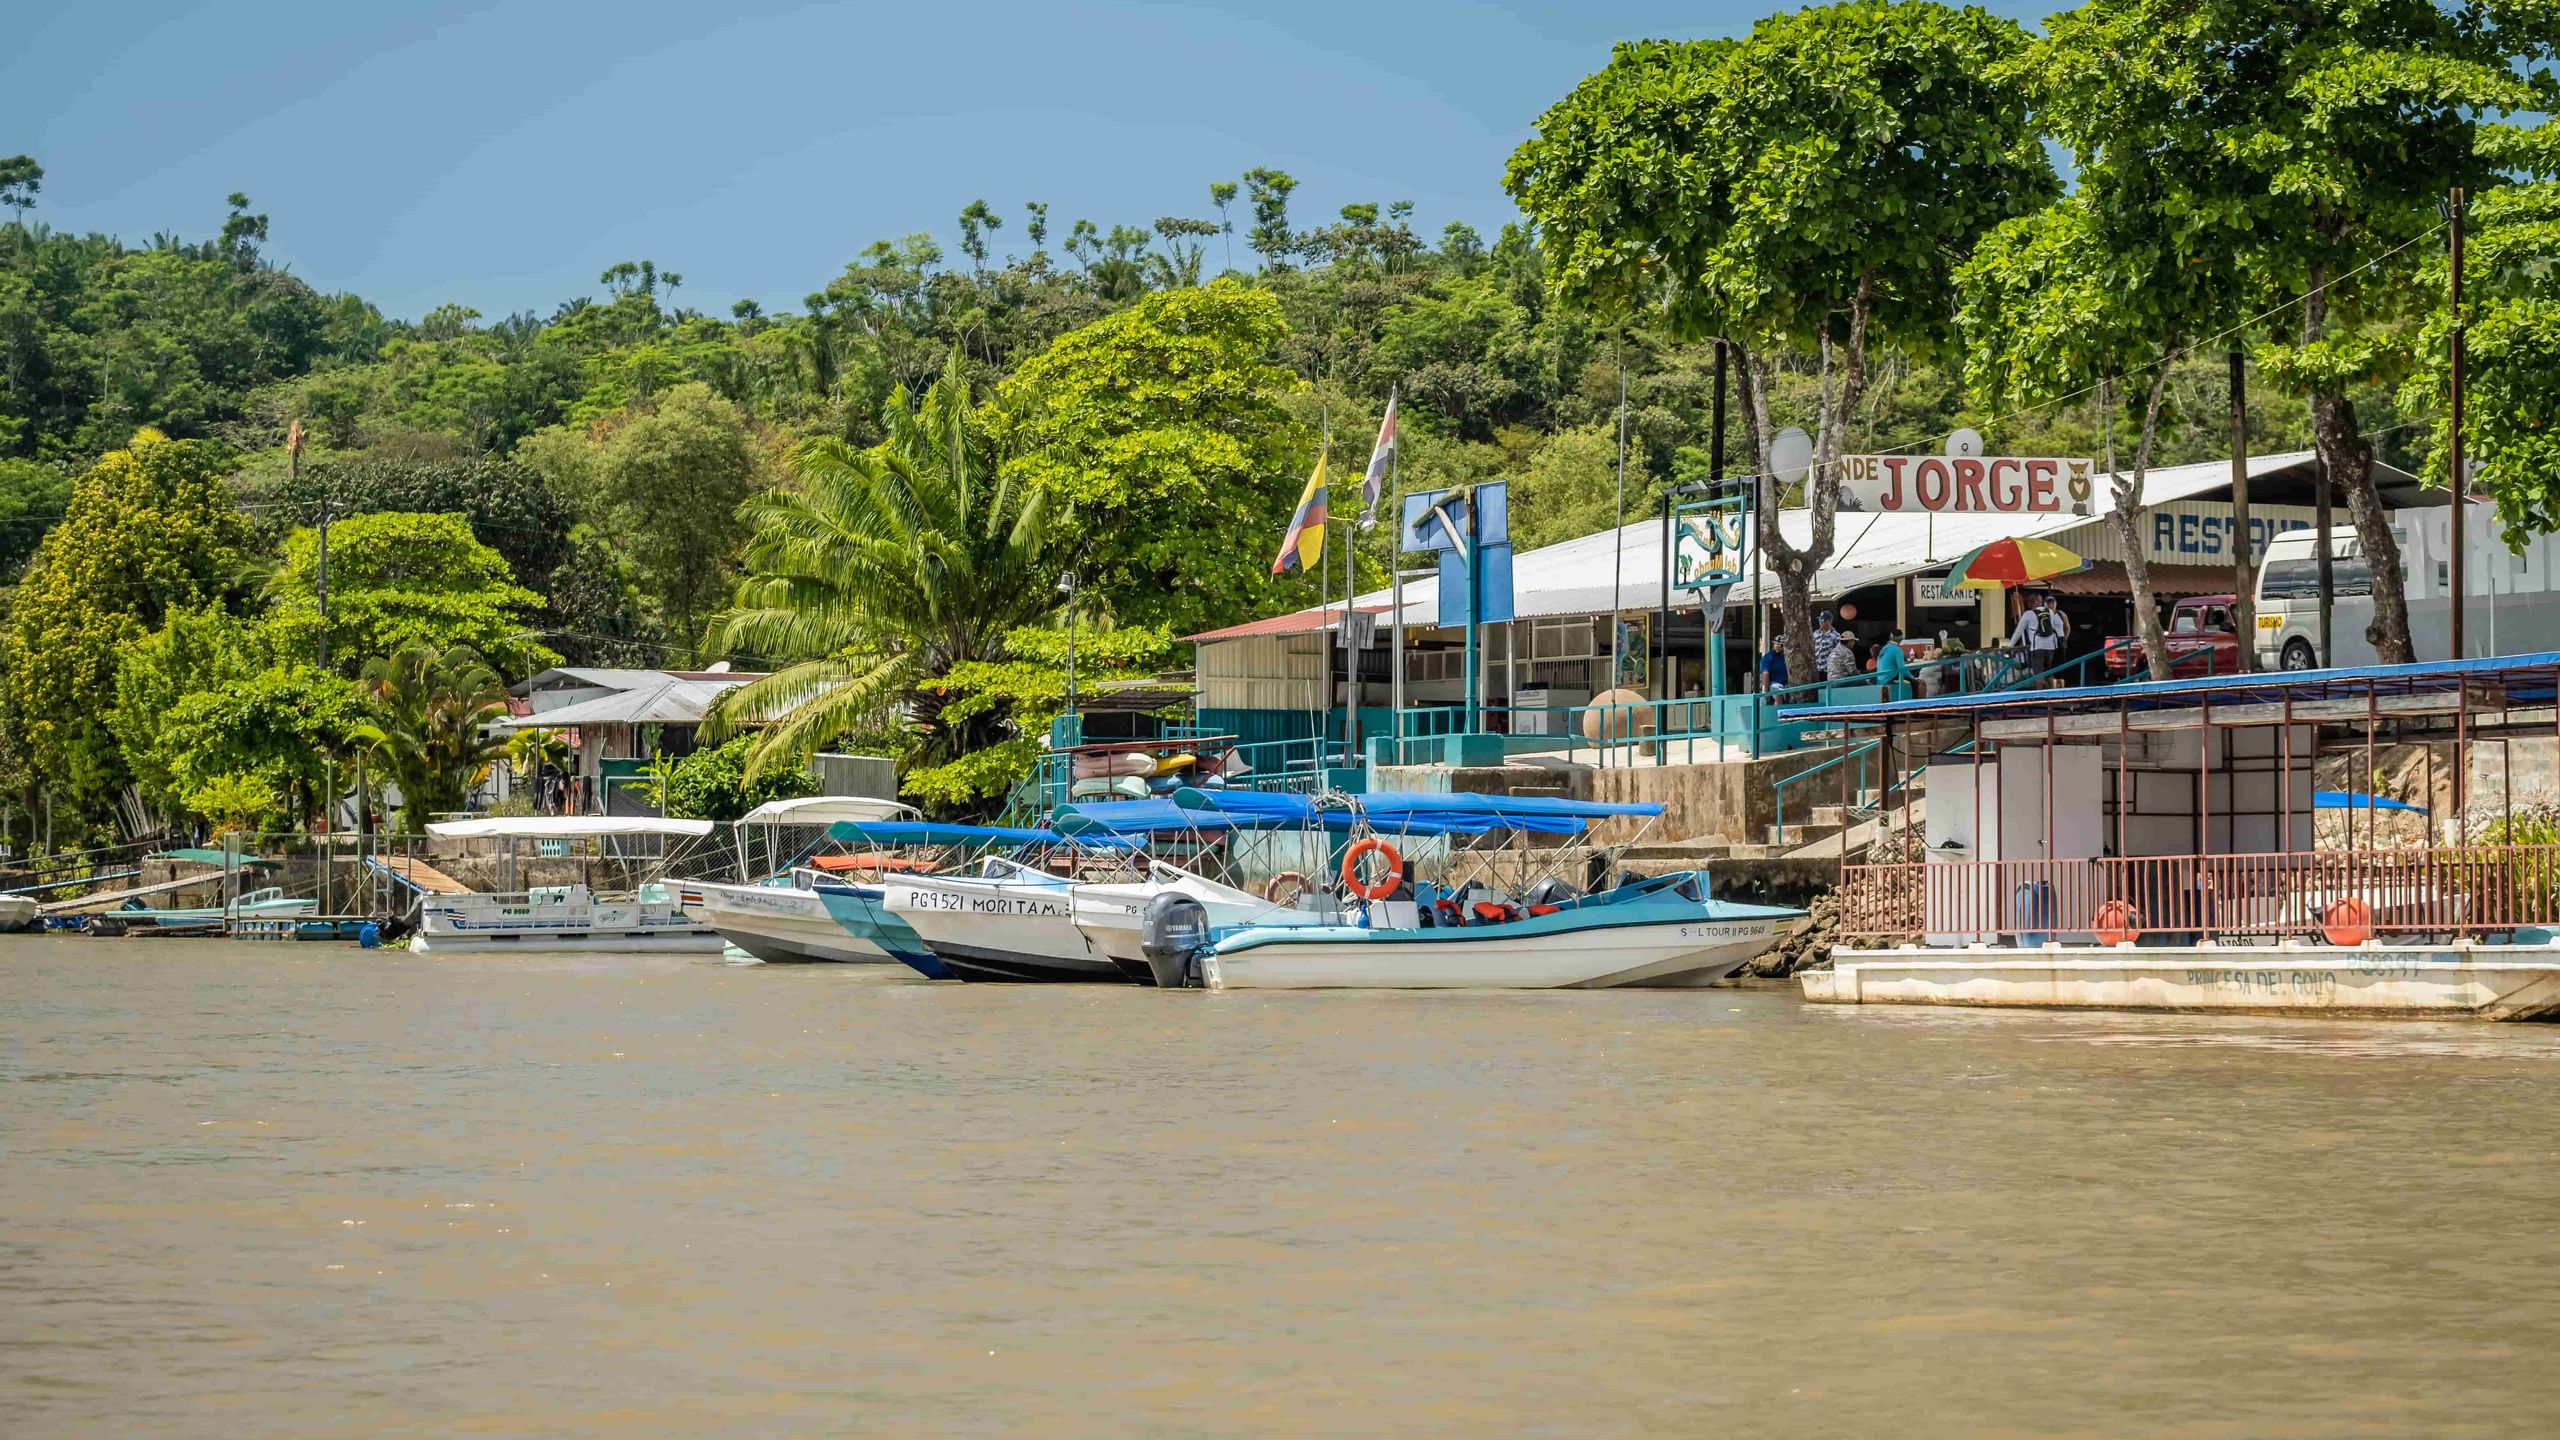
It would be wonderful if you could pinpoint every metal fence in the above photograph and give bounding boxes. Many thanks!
[1838,845,2560,944]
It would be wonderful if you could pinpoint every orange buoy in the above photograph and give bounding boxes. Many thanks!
[1339,838,1402,900]
[2321,896,2373,947]
[2093,899,2141,946]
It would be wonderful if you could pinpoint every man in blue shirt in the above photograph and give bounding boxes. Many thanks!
[1876,628,1912,702]
[1757,641,1789,692]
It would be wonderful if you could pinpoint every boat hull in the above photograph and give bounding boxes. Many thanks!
[686,881,898,964]
[408,886,721,954]
[1202,906,1793,990]
[882,873,1129,984]
[810,884,951,980]
[1807,943,2560,1020]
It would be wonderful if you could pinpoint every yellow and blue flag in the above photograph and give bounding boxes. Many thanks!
[1272,451,1328,576]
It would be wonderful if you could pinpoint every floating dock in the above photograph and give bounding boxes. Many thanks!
[1806,943,2560,1020]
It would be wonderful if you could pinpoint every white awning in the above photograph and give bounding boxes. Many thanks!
[735,795,917,827]
[426,816,717,839]
[1356,450,2338,624]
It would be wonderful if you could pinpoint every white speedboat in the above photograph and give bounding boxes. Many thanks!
[411,816,723,953]
[1073,790,1803,990]
[686,873,896,964]
[878,859,1109,982]
[683,796,920,964]
[1186,875,1798,990]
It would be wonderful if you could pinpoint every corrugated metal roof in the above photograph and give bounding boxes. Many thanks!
[1187,604,1392,642]
[1354,451,2324,626]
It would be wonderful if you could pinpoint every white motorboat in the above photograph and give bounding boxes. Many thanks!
[681,795,920,964]
[1063,790,1803,991]
[877,860,1110,983]
[685,873,897,964]
[1190,876,1798,990]
[410,816,723,953]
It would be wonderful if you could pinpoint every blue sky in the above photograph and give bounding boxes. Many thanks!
[6,0,2048,321]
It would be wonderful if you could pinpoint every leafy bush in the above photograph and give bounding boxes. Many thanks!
[658,735,817,822]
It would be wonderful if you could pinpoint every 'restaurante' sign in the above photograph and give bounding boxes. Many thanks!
[1835,455,2100,517]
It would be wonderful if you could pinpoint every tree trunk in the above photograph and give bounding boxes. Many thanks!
[2302,277,2414,664]
[1736,277,1874,689]
[2119,363,2178,683]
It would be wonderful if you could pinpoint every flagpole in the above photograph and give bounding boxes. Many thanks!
[1388,388,1404,761]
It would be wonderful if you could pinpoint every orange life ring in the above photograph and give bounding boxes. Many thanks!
[1263,871,1310,904]
[1340,838,1402,900]
[2094,899,2141,947]
[2321,897,2373,947]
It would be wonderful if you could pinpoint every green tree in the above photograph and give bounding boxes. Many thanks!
[997,281,1309,634]
[909,623,1175,812]
[524,382,754,657]
[2411,174,2560,545]
[1511,425,1654,552]
[1,429,250,822]
[264,510,555,677]
[1242,168,1299,270]
[701,351,1059,796]
[158,663,370,829]
[348,642,509,833]
[109,604,264,816]
[1507,2,2055,681]
[656,734,817,821]
[0,156,39,212]
[0,456,71,575]
[2027,0,2549,664]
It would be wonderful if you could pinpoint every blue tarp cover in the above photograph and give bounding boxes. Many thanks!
[2313,790,2428,815]
[824,820,1137,848]
[1786,647,2560,725]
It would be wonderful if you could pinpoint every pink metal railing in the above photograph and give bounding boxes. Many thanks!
[1837,845,2560,943]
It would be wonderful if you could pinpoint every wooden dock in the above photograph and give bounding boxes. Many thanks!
[365,856,470,896]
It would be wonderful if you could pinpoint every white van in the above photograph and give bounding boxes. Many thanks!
[2253,502,2549,669]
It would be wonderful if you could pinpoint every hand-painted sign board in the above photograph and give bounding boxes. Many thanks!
[1836,455,2099,516]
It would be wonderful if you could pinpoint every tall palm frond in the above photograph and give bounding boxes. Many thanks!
[702,350,1061,780]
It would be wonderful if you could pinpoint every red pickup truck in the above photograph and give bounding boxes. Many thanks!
[2106,595,2242,678]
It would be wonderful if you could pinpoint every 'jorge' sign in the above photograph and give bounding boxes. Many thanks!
[1836,455,2099,516]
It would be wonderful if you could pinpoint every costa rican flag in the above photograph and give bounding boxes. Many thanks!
[1358,391,1396,529]
[1271,450,1328,576]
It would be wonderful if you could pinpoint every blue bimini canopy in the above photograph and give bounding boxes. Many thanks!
[1052,798,1247,838]
[2314,791,2428,815]
[1169,787,1662,837]
[825,820,1138,849]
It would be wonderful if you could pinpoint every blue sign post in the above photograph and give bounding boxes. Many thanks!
[1401,483,1513,733]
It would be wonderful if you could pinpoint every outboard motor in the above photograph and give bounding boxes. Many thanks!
[1525,877,1583,910]
[1139,892,1213,989]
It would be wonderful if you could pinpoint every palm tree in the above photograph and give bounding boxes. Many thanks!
[348,643,511,833]
[702,350,1058,781]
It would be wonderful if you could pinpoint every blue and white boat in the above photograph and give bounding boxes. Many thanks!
[1104,790,1803,990]
[805,822,1142,983]
[680,796,919,964]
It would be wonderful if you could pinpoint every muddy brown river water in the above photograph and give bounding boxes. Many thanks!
[5,936,2559,1437]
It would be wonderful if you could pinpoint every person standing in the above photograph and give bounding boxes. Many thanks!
[2008,593,2071,685]
[1757,640,1789,693]
[1877,628,1912,702]
[1812,610,1841,678]
[1824,629,1860,683]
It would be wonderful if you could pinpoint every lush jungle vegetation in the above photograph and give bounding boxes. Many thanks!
[0,0,2548,837]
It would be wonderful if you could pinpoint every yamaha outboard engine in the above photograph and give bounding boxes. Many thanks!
[1525,877,1582,910]
[1139,892,1213,989]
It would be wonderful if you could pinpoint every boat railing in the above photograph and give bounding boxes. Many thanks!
[1836,844,2560,944]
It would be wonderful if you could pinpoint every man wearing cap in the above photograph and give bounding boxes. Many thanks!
[1811,610,1840,679]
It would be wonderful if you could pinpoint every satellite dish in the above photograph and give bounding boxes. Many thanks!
[1769,427,1814,485]
[1945,428,1984,459]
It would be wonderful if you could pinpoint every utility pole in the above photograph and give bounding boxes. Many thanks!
[2448,186,2468,662]
[2229,350,2253,670]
